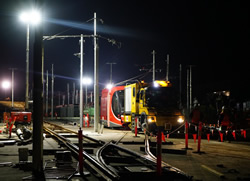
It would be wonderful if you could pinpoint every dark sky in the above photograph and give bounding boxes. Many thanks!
[0,0,249,101]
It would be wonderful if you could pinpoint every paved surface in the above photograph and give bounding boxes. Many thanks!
[0,121,250,181]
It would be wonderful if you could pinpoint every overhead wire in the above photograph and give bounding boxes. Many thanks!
[114,68,152,86]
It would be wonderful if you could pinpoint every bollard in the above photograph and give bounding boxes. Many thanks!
[185,121,188,149]
[135,117,138,137]
[83,115,85,127]
[197,122,202,152]
[157,128,162,177]
[9,117,16,138]
[78,127,83,175]
[87,114,90,127]
[219,131,223,142]
[207,133,210,142]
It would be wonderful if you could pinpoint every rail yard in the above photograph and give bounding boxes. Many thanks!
[0,120,250,181]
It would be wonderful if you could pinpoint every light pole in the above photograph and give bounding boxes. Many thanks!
[9,68,17,108]
[20,10,41,110]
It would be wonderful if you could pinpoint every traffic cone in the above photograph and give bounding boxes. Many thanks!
[193,134,197,143]
[166,134,169,139]
[207,133,210,142]
[161,132,166,142]
[83,115,85,127]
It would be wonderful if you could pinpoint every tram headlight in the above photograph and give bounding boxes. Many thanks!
[148,116,156,123]
[177,116,184,123]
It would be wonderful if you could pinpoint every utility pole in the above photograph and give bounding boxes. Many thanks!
[106,62,116,83]
[9,68,17,108]
[80,34,84,128]
[166,54,169,81]
[94,12,100,132]
[62,95,65,105]
[179,64,182,109]
[75,90,78,105]
[32,1,44,177]
[189,66,192,110]
[187,68,190,115]
[72,82,75,105]
[67,83,70,105]
[45,70,48,116]
[51,64,54,120]
[25,24,30,110]
[152,50,156,82]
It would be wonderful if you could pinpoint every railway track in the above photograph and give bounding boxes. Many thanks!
[43,121,192,180]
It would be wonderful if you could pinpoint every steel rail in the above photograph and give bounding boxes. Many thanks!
[43,126,119,180]
[44,122,191,180]
[96,142,121,179]
[44,121,105,145]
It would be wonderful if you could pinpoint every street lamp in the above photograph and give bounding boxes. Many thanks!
[106,83,114,90]
[2,80,11,100]
[2,80,10,90]
[82,77,92,107]
[19,10,41,110]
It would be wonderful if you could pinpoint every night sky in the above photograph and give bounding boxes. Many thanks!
[0,0,249,102]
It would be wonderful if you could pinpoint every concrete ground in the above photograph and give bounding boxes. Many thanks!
[1,121,250,181]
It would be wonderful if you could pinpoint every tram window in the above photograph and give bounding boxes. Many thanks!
[133,87,135,97]
[140,90,144,100]
[112,90,124,118]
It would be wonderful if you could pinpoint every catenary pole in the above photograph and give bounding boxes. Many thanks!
[152,50,156,82]
[94,12,100,132]
[166,54,169,81]
[45,70,48,116]
[25,24,30,110]
[32,0,44,177]
[189,66,192,110]
[67,83,70,105]
[80,34,84,127]
[179,64,182,109]
[187,68,190,115]
[51,64,54,120]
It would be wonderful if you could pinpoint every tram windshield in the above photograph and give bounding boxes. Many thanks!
[112,90,124,118]
[145,87,179,109]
